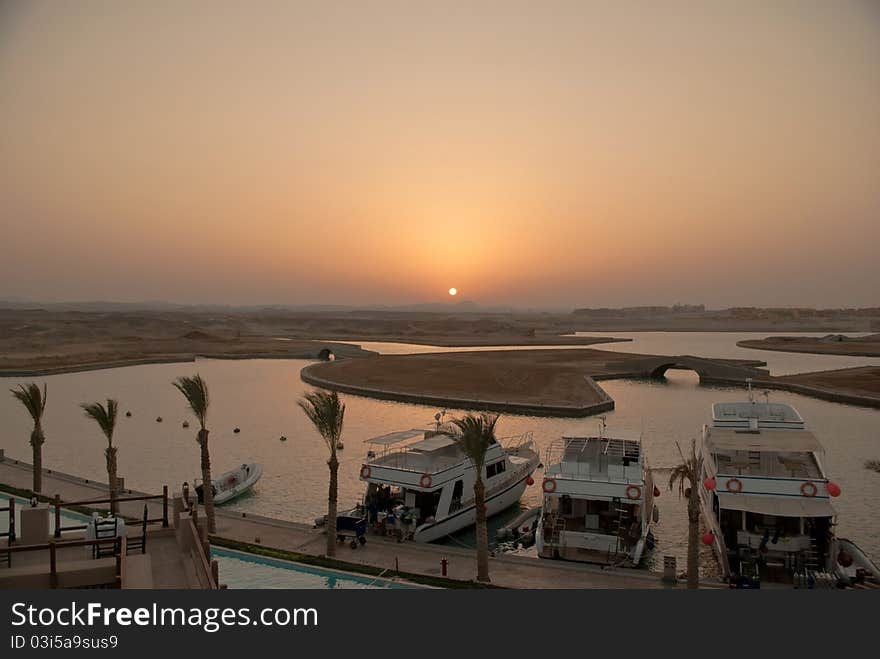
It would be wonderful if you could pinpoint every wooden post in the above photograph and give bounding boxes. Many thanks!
[49,541,58,588]
[162,485,169,527]
[8,497,15,543]
[53,494,61,538]
[211,559,219,585]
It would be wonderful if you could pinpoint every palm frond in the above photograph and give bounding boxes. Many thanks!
[172,374,209,428]
[81,399,118,445]
[10,382,47,423]
[668,439,703,498]
[449,413,499,471]
[298,389,345,453]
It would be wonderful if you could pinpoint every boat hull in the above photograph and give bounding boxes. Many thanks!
[412,474,530,543]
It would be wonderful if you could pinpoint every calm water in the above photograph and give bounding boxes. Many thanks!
[570,331,880,375]
[1,332,878,573]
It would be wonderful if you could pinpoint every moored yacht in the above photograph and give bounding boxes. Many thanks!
[698,393,843,586]
[536,422,658,566]
[358,427,540,542]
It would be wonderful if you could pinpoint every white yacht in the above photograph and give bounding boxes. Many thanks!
[698,394,842,585]
[358,427,539,542]
[536,423,658,566]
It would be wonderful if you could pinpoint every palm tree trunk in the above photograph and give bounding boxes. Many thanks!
[106,446,118,515]
[474,477,490,582]
[326,453,338,557]
[686,492,700,589]
[31,427,43,494]
[198,429,216,533]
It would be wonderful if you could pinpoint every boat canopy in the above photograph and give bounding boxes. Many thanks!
[706,429,823,454]
[718,492,835,518]
[364,429,427,445]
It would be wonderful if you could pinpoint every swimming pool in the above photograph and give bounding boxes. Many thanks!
[0,493,92,537]
[212,547,420,589]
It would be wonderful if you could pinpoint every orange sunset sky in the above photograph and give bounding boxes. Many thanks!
[1,1,878,308]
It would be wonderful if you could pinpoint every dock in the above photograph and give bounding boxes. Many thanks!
[0,457,717,589]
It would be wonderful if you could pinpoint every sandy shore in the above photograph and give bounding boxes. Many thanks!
[0,307,626,377]
[301,349,770,417]
[737,334,880,357]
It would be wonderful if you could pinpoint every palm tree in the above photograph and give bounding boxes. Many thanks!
[298,389,345,557]
[449,412,499,583]
[10,383,48,493]
[668,439,704,589]
[81,399,120,515]
[172,374,215,533]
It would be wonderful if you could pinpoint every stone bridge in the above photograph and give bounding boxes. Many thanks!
[597,354,769,384]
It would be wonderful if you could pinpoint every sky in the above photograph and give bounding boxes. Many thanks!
[1,0,878,309]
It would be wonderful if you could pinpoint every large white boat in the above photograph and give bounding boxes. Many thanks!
[698,394,843,585]
[536,423,658,566]
[358,427,540,542]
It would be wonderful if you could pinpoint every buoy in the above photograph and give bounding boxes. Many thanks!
[704,477,717,491]
[701,532,715,546]
[826,481,841,497]
[182,421,189,428]
[279,436,287,442]
[156,416,163,423]
[336,441,344,450]
[653,485,661,497]
[233,427,240,434]
[526,476,535,486]
[125,411,132,417]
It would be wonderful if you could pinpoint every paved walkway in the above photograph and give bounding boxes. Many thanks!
[1,458,714,589]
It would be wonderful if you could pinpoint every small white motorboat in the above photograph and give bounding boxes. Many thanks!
[196,463,262,505]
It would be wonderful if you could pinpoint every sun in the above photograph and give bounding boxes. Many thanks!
[448,287,457,296]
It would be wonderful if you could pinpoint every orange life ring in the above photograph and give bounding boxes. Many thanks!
[542,478,557,493]
[726,478,743,494]
[626,485,642,500]
[359,465,371,479]
[800,481,818,497]
[419,473,433,488]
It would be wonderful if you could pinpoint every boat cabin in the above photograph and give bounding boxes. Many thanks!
[701,402,838,582]
[538,434,655,565]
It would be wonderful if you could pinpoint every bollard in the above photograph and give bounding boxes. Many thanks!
[662,555,677,585]
[441,557,448,577]
[53,494,62,538]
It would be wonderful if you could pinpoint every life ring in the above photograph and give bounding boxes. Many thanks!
[419,474,433,488]
[726,478,743,494]
[359,465,371,479]
[542,478,557,493]
[800,481,818,497]
[626,485,642,500]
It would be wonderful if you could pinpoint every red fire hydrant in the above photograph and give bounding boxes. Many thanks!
[441,557,448,576]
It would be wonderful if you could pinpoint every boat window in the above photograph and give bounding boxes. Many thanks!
[486,461,506,478]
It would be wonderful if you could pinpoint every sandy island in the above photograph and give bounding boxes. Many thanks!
[737,334,880,358]
[301,349,773,417]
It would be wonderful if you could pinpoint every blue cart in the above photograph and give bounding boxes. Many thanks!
[335,508,368,549]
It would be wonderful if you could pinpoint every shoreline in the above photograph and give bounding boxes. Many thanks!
[301,363,616,417]
[0,345,373,378]
[736,338,880,358]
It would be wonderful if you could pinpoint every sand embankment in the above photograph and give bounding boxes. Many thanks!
[737,334,880,358]
[301,349,771,417]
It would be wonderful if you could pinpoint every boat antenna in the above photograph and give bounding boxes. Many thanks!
[747,378,754,403]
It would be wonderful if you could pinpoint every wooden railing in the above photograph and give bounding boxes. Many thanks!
[52,486,168,538]
[1,496,15,543]
[4,536,124,588]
